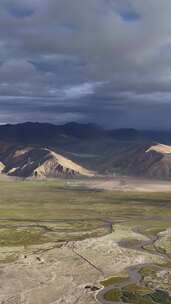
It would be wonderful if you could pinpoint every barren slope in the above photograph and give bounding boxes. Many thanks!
[33,149,94,177]
[0,145,94,178]
[98,142,171,180]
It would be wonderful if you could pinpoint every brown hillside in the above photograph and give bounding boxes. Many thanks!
[0,145,94,178]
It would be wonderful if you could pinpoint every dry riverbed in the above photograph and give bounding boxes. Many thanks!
[0,230,165,304]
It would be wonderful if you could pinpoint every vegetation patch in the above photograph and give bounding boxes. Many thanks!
[101,275,128,287]
[0,227,50,247]
[122,284,152,295]
[104,286,171,304]
[104,288,122,301]
[139,265,159,279]
[150,290,171,304]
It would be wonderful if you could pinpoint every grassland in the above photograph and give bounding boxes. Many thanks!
[0,178,171,246]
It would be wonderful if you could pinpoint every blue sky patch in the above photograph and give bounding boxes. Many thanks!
[6,5,34,18]
[119,11,140,22]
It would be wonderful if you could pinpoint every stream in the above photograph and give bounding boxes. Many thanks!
[96,228,171,304]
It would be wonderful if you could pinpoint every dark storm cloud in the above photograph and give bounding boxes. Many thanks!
[1,0,171,128]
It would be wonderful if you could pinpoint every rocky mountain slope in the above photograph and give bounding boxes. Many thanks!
[99,142,171,180]
[0,123,171,179]
[0,144,94,178]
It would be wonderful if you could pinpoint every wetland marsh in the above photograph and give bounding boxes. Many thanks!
[0,178,171,304]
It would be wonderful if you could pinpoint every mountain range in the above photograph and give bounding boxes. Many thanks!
[1,122,171,179]
[1,122,171,144]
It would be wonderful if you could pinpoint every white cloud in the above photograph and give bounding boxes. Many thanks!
[62,82,105,99]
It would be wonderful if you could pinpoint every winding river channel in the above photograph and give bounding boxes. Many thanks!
[96,229,171,304]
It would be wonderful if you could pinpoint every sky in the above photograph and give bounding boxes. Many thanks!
[1,0,171,129]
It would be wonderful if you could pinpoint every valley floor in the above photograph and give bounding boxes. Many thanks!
[0,232,164,304]
[0,178,171,304]
[65,176,171,193]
